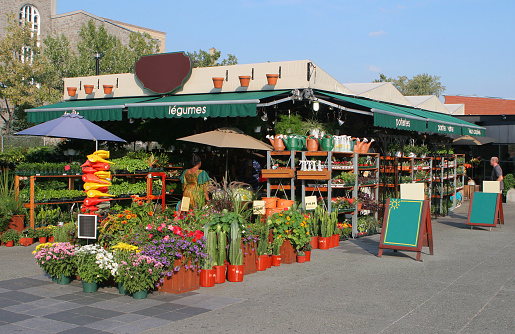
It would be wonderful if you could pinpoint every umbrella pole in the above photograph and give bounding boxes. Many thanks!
[225,149,229,181]
[95,140,98,151]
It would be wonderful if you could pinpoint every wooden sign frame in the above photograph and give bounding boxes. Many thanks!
[466,192,504,228]
[378,199,433,262]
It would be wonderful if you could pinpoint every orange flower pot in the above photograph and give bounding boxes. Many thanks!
[297,255,306,263]
[200,269,216,287]
[103,85,113,94]
[305,250,311,262]
[84,85,94,94]
[310,236,319,249]
[227,264,244,282]
[38,237,47,244]
[265,208,284,216]
[67,87,77,97]
[212,77,224,89]
[267,255,272,268]
[5,241,14,247]
[239,76,251,87]
[262,197,278,209]
[214,265,226,284]
[271,255,281,266]
[256,255,268,271]
[158,260,200,293]
[266,74,279,85]
[318,236,329,250]
[280,240,295,264]
[276,199,295,209]
[332,234,340,247]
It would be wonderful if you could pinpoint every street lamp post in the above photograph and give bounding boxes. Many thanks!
[94,52,103,75]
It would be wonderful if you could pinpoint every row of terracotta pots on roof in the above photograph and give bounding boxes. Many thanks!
[213,74,279,89]
[66,85,114,97]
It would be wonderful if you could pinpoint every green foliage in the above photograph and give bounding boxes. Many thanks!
[202,230,217,269]
[274,114,305,135]
[52,223,76,243]
[36,207,60,226]
[186,48,238,68]
[503,174,515,196]
[374,72,446,97]
[1,229,19,242]
[256,217,269,256]
[216,226,227,266]
[228,222,243,265]
[0,170,26,231]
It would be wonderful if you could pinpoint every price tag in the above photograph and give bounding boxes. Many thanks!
[253,200,266,215]
[180,197,190,211]
[305,196,317,210]
[363,171,370,177]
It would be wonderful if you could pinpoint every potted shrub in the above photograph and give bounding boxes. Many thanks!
[35,227,51,243]
[19,228,35,246]
[111,242,141,294]
[271,238,282,266]
[33,242,77,284]
[214,225,227,284]
[302,243,313,262]
[75,244,116,293]
[117,253,163,299]
[1,229,19,247]
[255,222,269,271]
[0,170,26,233]
[296,250,306,263]
[200,230,217,287]
[227,222,244,282]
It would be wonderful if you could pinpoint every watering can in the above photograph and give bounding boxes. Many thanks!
[318,134,334,151]
[267,135,286,151]
[352,137,361,153]
[306,135,319,152]
[360,138,375,153]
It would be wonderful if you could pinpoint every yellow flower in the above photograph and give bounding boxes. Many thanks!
[287,216,290,221]
[278,234,282,238]
[306,231,310,235]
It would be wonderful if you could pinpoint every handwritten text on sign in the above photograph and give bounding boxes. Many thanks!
[305,196,317,210]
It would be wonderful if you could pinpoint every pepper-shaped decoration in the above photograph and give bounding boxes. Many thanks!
[87,154,113,164]
[81,205,99,213]
[83,182,109,191]
[86,189,115,198]
[83,197,111,206]
[94,170,111,180]
[92,150,110,159]
[82,173,111,185]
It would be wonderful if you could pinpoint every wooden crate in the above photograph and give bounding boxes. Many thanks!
[261,168,295,179]
[296,170,331,180]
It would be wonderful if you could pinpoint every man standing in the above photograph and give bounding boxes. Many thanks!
[490,157,504,191]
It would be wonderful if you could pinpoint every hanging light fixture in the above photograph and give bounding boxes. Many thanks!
[312,100,320,111]
[261,111,268,122]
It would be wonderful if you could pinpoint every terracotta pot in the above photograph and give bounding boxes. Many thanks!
[305,250,311,262]
[48,236,54,243]
[256,255,268,271]
[297,255,306,263]
[265,208,284,217]
[310,236,319,249]
[200,269,216,287]
[266,74,279,85]
[280,239,295,264]
[262,197,278,209]
[38,237,47,244]
[271,255,281,266]
[318,237,329,250]
[327,234,335,248]
[276,199,294,209]
[243,242,257,275]
[103,85,113,94]
[19,238,27,246]
[212,77,224,89]
[26,237,34,245]
[306,135,319,152]
[158,260,200,294]
[84,85,94,94]
[238,76,251,87]
[214,265,226,284]
[9,215,25,232]
[5,241,14,247]
[67,87,77,97]
[227,264,244,282]
[333,234,340,247]
[267,255,272,268]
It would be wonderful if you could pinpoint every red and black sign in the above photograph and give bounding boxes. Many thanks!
[135,52,192,94]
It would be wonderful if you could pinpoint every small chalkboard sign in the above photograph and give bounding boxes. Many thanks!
[467,192,504,228]
[378,198,433,261]
[78,214,97,239]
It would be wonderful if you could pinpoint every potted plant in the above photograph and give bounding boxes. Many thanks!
[214,225,227,284]
[1,229,19,247]
[301,243,313,262]
[111,242,140,294]
[296,250,306,263]
[35,227,51,243]
[227,222,244,282]
[271,238,282,266]
[255,221,269,271]
[33,242,77,284]
[0,170,26,233]
[117,253,163,299]
[200,230,217,287]
[75,244,116,293]
[19,228,36,246]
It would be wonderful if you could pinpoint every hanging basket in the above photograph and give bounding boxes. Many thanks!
[212,77,224,89]
[266,74,279,85]
[238,76,251,87]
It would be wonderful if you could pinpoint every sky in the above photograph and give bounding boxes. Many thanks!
[58,0,515,99]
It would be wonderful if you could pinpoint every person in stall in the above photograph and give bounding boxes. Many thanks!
[179,154,211,209]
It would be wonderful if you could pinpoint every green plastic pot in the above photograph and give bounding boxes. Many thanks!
[132,290,148,299]
[56,275,71,285]
[82,281,98,293]
[118,282,127,295]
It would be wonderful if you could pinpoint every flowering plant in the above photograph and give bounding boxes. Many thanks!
[117,253,164,294]
[33,242,76,278]
[35,226,52,238]
[268,207,311,250]
[75,244,117,283]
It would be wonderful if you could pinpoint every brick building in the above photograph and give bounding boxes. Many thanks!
[0,0,166,52]
[444,95,515,115]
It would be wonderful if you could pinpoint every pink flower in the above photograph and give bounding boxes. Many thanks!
[163,235,169,241]
[146,224,152,230]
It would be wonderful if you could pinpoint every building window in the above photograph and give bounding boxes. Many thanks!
[19,5,40,39]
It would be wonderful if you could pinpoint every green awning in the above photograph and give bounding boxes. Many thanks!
[126,91,288,119]
[317,92,427,132]
[26,97,159,124]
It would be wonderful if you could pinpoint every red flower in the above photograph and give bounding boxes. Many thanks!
[138,201,143,206]
[149,233,153,239]
[348,198,354,205]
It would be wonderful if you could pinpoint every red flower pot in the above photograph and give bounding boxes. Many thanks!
[327,235,335,248]
[297,255,306,263]
[266,255,272,268]
[38,237,47,244]
[305,250,311,262]
[200,269,216,287]
[214,265,226,284]
[280,239,295,264]
[271,255,281,266]
[48,236,54,243]
[158,260,200,294]
[333,234,340,247]
[318,237,329,250]
[243,242,257,275]
[227,264,244,282]
[67,87,77,97]
[19,238,27,246]
[256,255,268,271]
[103,85,113,94]
[5,241,14,247]
[310,236,319,249]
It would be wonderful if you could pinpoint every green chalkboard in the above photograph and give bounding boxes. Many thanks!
[382,198,424,248]
[468,192,498,226]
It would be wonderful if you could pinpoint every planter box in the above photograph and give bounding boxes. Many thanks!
[261,168,294,179]
[9,215,25,233]
[158,260,199,294]
[243,242,257,275]
[280,240,295,264]
[296,170,331,180]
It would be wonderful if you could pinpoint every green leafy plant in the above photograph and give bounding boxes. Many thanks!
[75,244,116,284]
[503,174,515,196]
[117,253,164,294]
[1,229,19,243]
[202,230,217,269]
[274,114,305,134]
[228,222,243,265]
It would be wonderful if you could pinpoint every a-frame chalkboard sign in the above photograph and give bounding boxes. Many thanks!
[466,192,504,229]
[378,198,433,262]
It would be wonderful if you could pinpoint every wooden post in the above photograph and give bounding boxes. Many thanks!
[30,176,35,228]
[15,175,19,200]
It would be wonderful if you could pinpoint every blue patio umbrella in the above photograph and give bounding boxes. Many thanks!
[15,112,125,150]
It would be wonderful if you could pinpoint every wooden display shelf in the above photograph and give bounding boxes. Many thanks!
[270,151,295,156]
[303,151,329,157]
[269,185,292,190]
[296,170,331,180]
[262,168,295,179]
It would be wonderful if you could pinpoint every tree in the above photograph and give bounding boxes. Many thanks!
[373,73,446,97]
[0,14,60,134]
[186,48,238,68]
[42,34,76,93]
